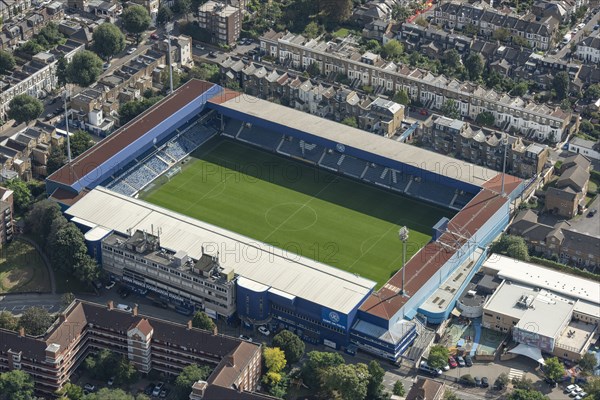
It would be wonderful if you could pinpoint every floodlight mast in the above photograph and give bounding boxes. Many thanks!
[399,226,409,296]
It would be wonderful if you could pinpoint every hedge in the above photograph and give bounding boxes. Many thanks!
[530,256,600,283]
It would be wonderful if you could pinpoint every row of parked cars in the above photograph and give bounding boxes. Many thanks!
[144,381,168,398]
[565,384,588,399]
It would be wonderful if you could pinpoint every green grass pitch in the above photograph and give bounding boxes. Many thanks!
[141,139,455,287]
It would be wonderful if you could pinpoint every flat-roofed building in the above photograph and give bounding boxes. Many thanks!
[198,1,241,46]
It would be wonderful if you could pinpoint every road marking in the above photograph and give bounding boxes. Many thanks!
[509,368,524,381]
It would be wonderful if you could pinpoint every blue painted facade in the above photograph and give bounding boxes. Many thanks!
[46,84,223,195]
[207,103,484,194]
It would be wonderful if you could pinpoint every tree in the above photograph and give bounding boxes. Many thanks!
[512,376,534,391]
[272,330,305,364]
[5,178,33,213]
[444,391,460,400]
[306,62,320,77]
[56,56,69,87]
[176,0,192,18]
[322,363,369,400]
[25,199,62,244]
[381,40,403,60]
[0,370,35,400]
[491,234,530,261]
[56,382,84,400]
[544,357,565,383]
[61,292,75,306]
[92,23,125,60]
[191,311,215,331]
[303,21,320,39]
[7,94,43,125]
[464,53,484,81]
[392,5,411,22]
[65,50,103,87]
[580,353,598,374]
[174,364,212,399]
[441,99,460,119]
[476,111,495,126]
[301,351,345,390]
[18,40,44,55]
[341,117,358,128]
[0,311,18,331]
[428,345,450,369]
[584,84,600,100]
[187,64,220,83]
[553,71,570,101]
[366,360,385,400]
[84,388,136,400]
[584,378,600,399]
[70,130,94,157]
[444,49,462,71]
[18,306,54,336]
[511,81,529,97]
[492,28,510,41]
[0,49,15,75]
[494,372,509,390]
[156,6,173,26]
[119,96,163,124]
[508,389,548,400]
[35,22,64,48]
[393,380,405,396]
[319,0,352,23]
[393,89,410,106]
[264,347,286,373]
[122,5,151,44]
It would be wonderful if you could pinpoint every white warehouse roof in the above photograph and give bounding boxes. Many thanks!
[66,187,376,314]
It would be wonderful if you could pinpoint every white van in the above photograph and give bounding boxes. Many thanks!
[419,360,443,376]
[116,304,132,312]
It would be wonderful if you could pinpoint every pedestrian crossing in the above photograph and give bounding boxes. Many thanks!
[508,368,524,381]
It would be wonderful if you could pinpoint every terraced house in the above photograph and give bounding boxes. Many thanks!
[260,31,574,143]
[434,2,559,50]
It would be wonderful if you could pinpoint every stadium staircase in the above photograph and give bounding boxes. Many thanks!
[337,154,346,166]
[403,318,435,362]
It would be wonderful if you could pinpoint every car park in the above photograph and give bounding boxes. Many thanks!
[239,335,252,342]
[464,355,473,367]
[456,356,466,367]
[152,382,164,396]
[258,326,270,336]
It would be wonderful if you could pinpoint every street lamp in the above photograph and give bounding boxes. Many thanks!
[399,226,409,296]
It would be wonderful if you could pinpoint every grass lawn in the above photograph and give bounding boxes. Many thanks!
[0,240,50,293]
[333,28,351,38]
[142,139,454,287]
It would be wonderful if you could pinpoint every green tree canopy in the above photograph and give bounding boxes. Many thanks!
[341,116,358,128]
[443,49,462,71]
[65,50,103,87]
[0,370,35,400]
[7,94,43,125]
[491,234,530,261]
[0,311,18,331]
[84,388,136,400]
[272,330,305,364]
[553,71,570,101]
[393,89,410,106]
[186,64,220,83]
[35,22,64,48]
[264,347,286,373]
[5,179,33,214]
[47,221,99,284]
[92,23,126,60]
[174,364,212,400]
[19,306,55,336]
[191,311,216,331]
[428,345,450,369]
[584,84,600,100]
[381,40,403,60]
[0,49,15,75]
[544,357,565,383]
[441,99,460,119]
[122,5,151,44]
[476,111,495,127]
[580,353,598,373]
[508,389,548,400]
[393,380,405,396]
[70,130,94,157]
[584,377,600,399]
[56,382,84,400]
[303,21,320,39]
[322,363,369,400]
[156,6,173,26]
[301,351,345,389]
[464,53,484,81]
[175,0,192,17]
[25,199,62,245]
[118,96,164,124]
[494,372,509,390]
[366,360,386,400]
[18,40,44,56]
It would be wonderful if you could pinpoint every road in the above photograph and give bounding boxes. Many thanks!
[556,8,600,59]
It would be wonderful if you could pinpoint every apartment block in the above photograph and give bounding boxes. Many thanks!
[101,230,237,319]
[198,1,241,46]
[418,115,549,178]
[260,31,573,143]
[0,301,265,399]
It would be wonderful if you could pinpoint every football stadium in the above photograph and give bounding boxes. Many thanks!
[46,80,527,362]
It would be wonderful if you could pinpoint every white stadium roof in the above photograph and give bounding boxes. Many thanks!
[216,95,497,187]
[67,187,376,314]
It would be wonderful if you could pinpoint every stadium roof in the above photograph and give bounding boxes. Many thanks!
[359,174,523,321]
[48,80,217,187]
[66,187,376,315]
[208,92,497,187]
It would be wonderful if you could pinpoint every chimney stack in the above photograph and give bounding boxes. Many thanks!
[19,327,25,337]
[59,313,67,322]
[132,303,139,316]
[107,300,114,310]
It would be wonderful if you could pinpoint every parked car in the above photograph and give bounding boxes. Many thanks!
[239,335,252,342]
[448,356,458,368]
[594,24,600,30]
[159,389,169,398]
[481,377,489,388]
[464,355,473,367]
[84,384,96,392]
[150,33,159,39]
[152,382,164,397]
[565,384,577,393]
[258,326,270,336]
[588,209,597,217]
[128,47,137,55]
[208,51,217,58]
[103,62,111,71]
[419,361,442,376]
[107,377,114,386]
[474,376,482,387]
[105,281,116,290]
[144,383,155,395]
[116,304,132,312]
[575,392,587,400]
[456,356,466,367]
